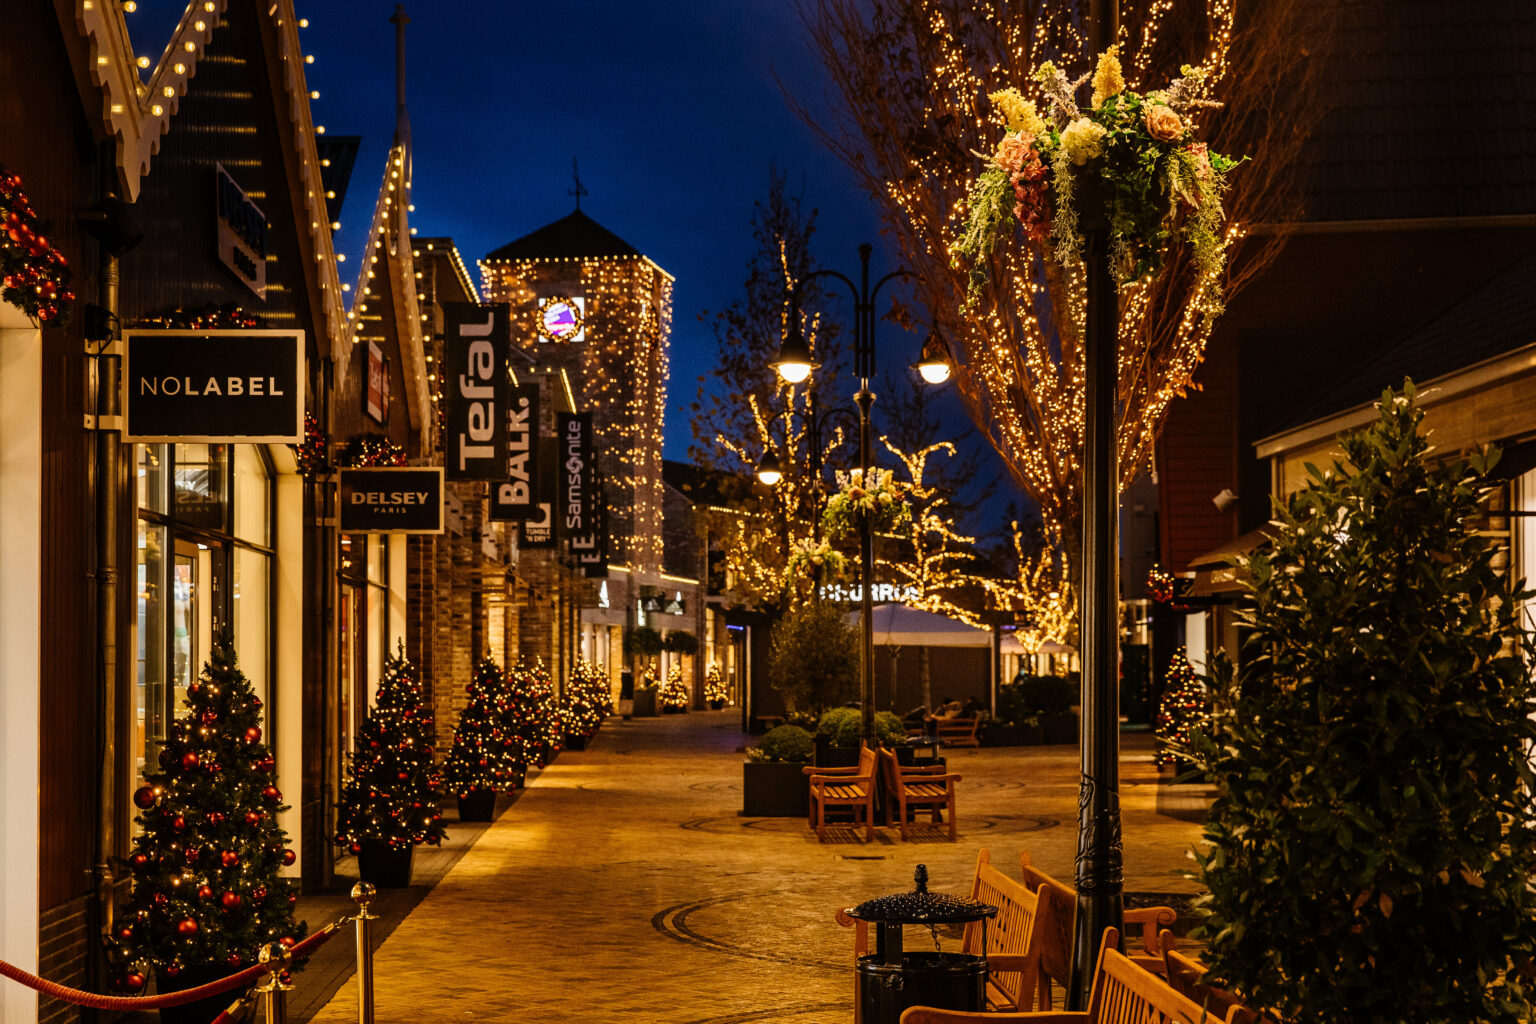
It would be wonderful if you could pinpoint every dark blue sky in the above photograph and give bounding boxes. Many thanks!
[297,0,930,463]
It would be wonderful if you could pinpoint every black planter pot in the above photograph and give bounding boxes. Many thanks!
[1042,712,1079,746]
[814,737,860,768]
[742,760,811,817]
[357,840,414,888]
[632,688,658,717]
[156,964,245,1024]
[565,733,588,750]
[457,789,496,822]
[709,699,725,710]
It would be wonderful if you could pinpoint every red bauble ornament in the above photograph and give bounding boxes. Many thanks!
[181,751,200,770]
[220,851,239,868]
[206,811,224,826]
[131,853,149,868]
[244,727,261,744]
[287,893,297,904]
[133,786,157,809]
[199,711,217,726]
[176,918,199,936]
[350,843,362,854]
[226,953,242,967]
[172,816,187,831]
[278,936,295,948]
[187,682,201,696]
[262,785,281,803]
[117,926,133,941]
[396,771,409,781]
[125,972,146,991]
[153,892,168,906]
[245,811,262,825]
[220,891,241,910]
[280,849,296,866]
[252,887,267,902]
[184,846,201,864]
[256,756,276,773]
[198,885,214,900]
[164,961,181,978]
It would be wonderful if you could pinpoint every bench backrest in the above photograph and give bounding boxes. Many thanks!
[963,849,1038,1010]
[855,744,877,783]
[1162,944,1266,1024]
[1087,929,1212,1024]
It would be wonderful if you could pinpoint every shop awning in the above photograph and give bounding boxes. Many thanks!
[844,603,993,647]
[1185,527,1275,597]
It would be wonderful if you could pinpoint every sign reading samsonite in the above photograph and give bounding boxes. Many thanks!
[442,302,510,480]
[338,467,444,534]
[123,330,304,443]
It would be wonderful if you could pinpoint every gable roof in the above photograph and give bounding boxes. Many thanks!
[484,208,641,262]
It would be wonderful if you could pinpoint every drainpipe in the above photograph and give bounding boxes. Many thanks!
[93,242,122,965]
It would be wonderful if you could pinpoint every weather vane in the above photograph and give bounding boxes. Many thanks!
[568,158,588,211]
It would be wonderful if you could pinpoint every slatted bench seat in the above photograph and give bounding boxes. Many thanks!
[804,745,877,841]
[879,746,961,840]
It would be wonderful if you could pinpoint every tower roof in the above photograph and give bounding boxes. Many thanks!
[485,209,641,262]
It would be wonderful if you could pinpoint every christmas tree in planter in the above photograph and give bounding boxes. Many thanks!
[441,657,524,822]
[704,662,730,709]
[560,658,611,749]
[334,645,446,888]
[1153,646,1208,770]
[1195,382,1536,1023]
[660,665,690,713]
[508,660,562,768]
[112,632,305,1021]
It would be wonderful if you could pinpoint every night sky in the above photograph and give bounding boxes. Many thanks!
[133,1,1015,509]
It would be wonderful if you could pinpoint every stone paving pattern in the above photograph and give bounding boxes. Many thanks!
[305,711,1208,1023]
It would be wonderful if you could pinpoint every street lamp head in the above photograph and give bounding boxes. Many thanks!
[771,317,818,385]
[755,449,784,487]
[911,331,952,385]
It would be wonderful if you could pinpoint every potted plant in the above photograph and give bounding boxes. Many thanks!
[766,601,858,735]
[815,707,907,765]
[742,724,814,817]
[560,657,611,750]
[704,662,730,709]
[659,665,690,713]
[631,667,660,717]
[985,680,1046,746]
[1017,675,1077,744]
[442,657,525,821]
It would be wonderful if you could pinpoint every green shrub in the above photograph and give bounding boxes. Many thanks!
[757,725,814,763]
[623,626,663,659]
[995,682,1039,726]
[1195,382,1536,1024]
[783,710,818,731]
[875,711,906,745]
[1013,675,1075,716]
[817,707,906,747]
[767,603,858,712]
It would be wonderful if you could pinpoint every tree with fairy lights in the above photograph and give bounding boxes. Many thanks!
[442,657,524,820]
[507,660,562,769]
[113,633,305,993]
[800,1,1331,588]
[704,663,730,708]
[660,665,690,713]
[1154,646,1208,769]
[560,659,612,746]
[334,645,445,882]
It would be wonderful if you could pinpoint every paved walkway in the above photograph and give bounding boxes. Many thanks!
[304,711,1208,1024]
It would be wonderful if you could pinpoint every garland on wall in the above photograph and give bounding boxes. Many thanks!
[0,166,75,324]
[337,433,407,468]
[131,304,265,330]
[293,413,331,477]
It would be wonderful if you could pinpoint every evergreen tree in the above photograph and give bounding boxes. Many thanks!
[506,660,560,769]
[559,658,611,740]
[442,657,524,799]
[334,645,446,854]
[1196,382,1536,1023]
[1153,646,1207,769]
[704,662,730,706]
[113,633,304,989]
[660,665,690,712]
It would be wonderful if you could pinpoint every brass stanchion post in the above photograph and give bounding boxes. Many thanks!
[256,942,293,1024]
[352,882,377,1024]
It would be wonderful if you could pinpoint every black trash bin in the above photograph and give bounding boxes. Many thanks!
[845,864,997,1024]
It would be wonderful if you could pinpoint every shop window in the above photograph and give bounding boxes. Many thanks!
[132,442,274,826]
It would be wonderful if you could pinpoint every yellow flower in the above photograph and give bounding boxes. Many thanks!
[988,88,1046,139]
[1090,45,1125,108]
[1061,117,1108,166]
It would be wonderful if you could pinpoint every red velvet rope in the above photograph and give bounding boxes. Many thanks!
[0,921,338,1011]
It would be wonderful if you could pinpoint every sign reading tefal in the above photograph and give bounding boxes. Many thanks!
[442,303,510,480]
[338,467,444,534]
[123,329,304,443]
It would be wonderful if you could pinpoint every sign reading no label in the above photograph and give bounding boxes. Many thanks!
[123,330,304,443]
[338,467,444,534]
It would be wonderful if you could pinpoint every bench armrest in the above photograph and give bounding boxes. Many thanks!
[902,1010,1086,1024]
[803,764,860,776]
[1124,905,1179,953]
[903,773,962,784]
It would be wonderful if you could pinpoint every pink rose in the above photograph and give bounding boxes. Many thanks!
[1186,141,1211,179]
[1144,103,1183,142]
[995,134,1029,174]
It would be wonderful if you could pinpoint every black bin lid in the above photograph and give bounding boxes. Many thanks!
[845,865,998,925]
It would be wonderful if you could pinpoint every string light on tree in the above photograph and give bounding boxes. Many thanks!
[441,658,525,800]
[1155,646,1209,769]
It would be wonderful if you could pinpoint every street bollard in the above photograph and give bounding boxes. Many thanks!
[256,942,293,1024]
[352,881,377,1024]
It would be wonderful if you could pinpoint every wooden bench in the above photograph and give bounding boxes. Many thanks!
[804,745,877,841]
[836,849,1042,1012]
[928,715,981,747]
[900,927,1212,1024]
[1018,850,1178,1009]
[878,747,961,841]
[1159,932,1268,1024]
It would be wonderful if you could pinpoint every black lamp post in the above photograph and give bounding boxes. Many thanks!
[770,244,950,746]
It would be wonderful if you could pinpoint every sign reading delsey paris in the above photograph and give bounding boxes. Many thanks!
[123,330,304,443]
[338,468,444,534]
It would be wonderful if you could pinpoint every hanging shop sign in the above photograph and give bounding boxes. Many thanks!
[337,467,444,534]
[490,382,541,521]
[123,329,303,443]
[559,411,606,577]
[215,163,268,299]
[518,436,558,548]
[366,338,389,423]
[443,302,510,480]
